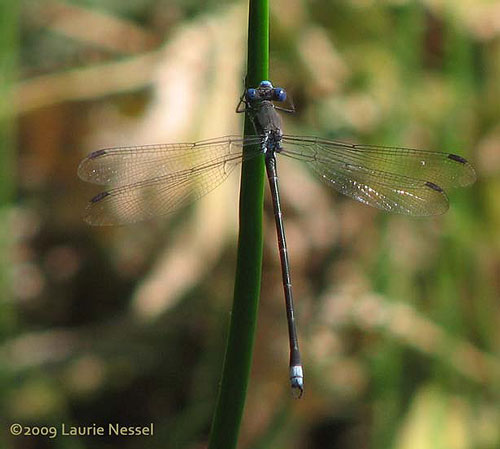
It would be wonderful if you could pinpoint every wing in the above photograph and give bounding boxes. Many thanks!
[83,155,242,225]
[78,136,262,186]
[79,136,264,225]
[281,135,476,216]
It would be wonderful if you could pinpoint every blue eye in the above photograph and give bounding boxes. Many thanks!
[259,80,273,88]
[245,88,258,101]
[273,88,286,102]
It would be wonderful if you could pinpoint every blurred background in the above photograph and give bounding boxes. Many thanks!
[2,0,500,448]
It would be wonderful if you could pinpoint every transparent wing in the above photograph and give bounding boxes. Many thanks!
[281,135,476,216]
[79,136,264,225]
[310,164,450,216]
[78,136,262,186]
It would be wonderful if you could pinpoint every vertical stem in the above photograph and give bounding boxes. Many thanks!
[208,1,268,448]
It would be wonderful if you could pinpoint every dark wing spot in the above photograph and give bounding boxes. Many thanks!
[90,191,110,203]
[425,181,444,192]
[88,149,107,159]
[448,153,468,164]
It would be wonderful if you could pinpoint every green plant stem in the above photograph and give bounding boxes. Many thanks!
[208,1,269,448]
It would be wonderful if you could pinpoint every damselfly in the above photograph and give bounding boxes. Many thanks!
[78,80,476,398]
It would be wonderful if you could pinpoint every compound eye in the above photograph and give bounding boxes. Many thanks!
[273,88,286,102]
[245,88,258,101]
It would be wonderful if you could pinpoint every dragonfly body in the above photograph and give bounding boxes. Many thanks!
[238,81,304,397]
[252,100,282,138]
[237,81,284,153]
[78,80,476,398]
